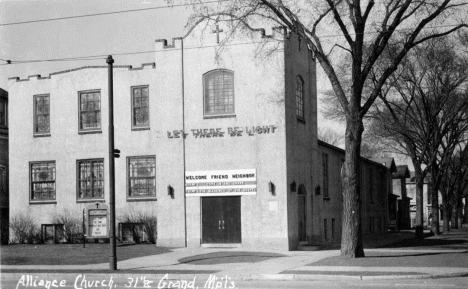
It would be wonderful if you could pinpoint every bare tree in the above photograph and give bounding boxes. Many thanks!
[371,39,468,234]
[318,127,343,146]
[441,140,468,230]
[183,0,468,257]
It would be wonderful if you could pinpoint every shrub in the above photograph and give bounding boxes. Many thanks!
[51,210,83,243]
[9,212,41,244]
[118,207,157,244]
[140,212,157,244]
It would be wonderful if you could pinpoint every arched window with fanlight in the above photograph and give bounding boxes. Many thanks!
[203,69,235,116]
[296,75,305,120]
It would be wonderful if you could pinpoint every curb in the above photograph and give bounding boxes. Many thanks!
[3,271,468,282]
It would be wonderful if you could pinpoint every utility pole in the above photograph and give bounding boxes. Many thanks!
[107,55,117,270]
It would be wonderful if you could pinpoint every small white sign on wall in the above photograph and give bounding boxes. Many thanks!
[185,169,257,197]
[268,201,278,211]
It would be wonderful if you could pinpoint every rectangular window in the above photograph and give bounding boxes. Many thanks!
[34,94,50,135]
[332,218,335,239]
[0,100,6,127]
[41,224,64,243]
[295,76,304,119]
[380,171,386,203]
[30,161,56,201]
[77,159,104,200]
[79,90,101,132]
[322,153,329,198]
[324,218,328,240]
[0,165,7,201]
[131,86,150,129]
[128,156,156,199]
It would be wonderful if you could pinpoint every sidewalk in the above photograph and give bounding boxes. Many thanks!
[2,227,468,281]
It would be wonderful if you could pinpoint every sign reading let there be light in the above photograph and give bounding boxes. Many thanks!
[185,169,257,197]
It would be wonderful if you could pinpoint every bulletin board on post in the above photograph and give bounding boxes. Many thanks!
[84,203,109,239]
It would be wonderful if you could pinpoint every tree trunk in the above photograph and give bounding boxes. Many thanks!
[451,195,459,229]
[411,163,425,239]
[340,118,364,258]
[430,183,440,235]
[464,196,468,224]
[412,164,424,227]
[458,200,463,228]
[442,193,449,232]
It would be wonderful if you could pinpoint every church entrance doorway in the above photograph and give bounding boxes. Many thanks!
[298,185,307,242]
[201,196,241,244]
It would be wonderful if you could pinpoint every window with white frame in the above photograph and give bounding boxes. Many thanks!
[131,86,150,129]
[128,156,156,198]
[296,75,304,119]
[322,153,329,198]
[0,99,7,127]
[79,90,101,132]
[77,159,104,200]
[30,161,56,201]
[203,69,234,116]
[34,94,50,135]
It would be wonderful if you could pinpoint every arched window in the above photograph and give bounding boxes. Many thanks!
[203,69,234,116]
[295,75,304,119]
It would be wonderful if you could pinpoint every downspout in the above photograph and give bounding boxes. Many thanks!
[180,37,187,247]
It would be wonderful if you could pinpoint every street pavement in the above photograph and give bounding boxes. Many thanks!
[2,227,468,285]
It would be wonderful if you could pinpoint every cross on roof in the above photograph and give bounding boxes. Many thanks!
[212,24,223,44]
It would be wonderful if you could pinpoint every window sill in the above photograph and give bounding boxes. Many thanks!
[204,114,236,119]
[127,197,157,202]
[34,133,51,138]
[77,199,105,203]
[30,200,57,205]
[297,117,306,124]
[132,127,150,131]
[78,130,102,135]
[323,197,330,201]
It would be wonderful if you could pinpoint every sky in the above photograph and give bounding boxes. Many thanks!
[3,0,415,164]
[0,0,194,89]
[0,0,336,123]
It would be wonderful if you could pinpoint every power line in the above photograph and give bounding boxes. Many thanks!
[0,0,225,27]
[0,40,275,66]
[3,29,468,67]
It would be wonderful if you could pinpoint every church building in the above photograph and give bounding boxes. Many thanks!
[8,22,391,249]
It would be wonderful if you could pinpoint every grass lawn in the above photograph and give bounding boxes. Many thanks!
[1,243,172,265]
[308,250,468,267]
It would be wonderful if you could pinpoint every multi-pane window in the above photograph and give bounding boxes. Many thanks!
[131,86,150,129]
[295,75,304,119]
[128,156,156,198]
[322,153,329,198]
[204,69,234,116]
[30,162,56,201]
[34,94,50,134]
[324,218,328,240]
[380,171,386,202]
[331,218,335,239]
[79,90,101,131]
[0,100,7,127]
[77,159,104,200]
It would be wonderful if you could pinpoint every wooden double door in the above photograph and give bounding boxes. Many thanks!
[201,196,241,244]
